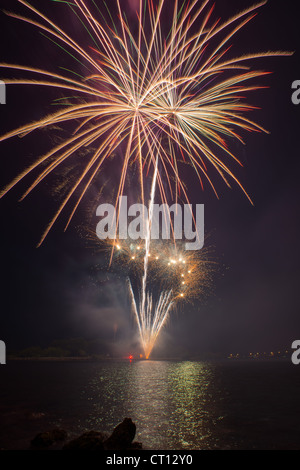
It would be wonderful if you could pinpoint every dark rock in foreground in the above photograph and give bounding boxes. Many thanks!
[31,428,67,448]
[104,417,136,450]
[62,418,142,451]
[31,418,142,450]
[62,431,108,450]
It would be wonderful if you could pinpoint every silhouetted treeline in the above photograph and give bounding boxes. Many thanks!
[8,338,109,358]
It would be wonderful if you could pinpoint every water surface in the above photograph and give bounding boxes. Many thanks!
[0,360,299,449]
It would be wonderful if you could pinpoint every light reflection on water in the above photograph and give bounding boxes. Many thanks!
[86,361,220,449]
[2,360,300,449]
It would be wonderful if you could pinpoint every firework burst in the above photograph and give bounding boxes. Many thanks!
[0,0,292,245]
[0,0,292,358]
[105,235,214,359]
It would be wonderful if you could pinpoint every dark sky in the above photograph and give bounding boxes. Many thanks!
[0,0,299,357]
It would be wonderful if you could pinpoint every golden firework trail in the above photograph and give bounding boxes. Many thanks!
[125,159,213,359]
[130,157,166,359]
[102,160,215,359]
[98,176,214,359]
[123,231,214,359]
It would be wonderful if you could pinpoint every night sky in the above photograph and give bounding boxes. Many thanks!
[0,0,299,357]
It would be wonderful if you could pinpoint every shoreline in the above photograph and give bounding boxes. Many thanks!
[6,356,292,362]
